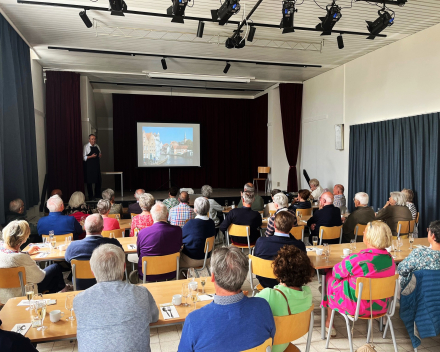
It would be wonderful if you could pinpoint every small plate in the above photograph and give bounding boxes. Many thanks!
[341,255,349,259]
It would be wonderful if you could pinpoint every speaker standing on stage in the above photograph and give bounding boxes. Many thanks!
[83,134,102,201]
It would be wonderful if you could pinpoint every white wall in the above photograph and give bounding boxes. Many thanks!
[300,21,440,195]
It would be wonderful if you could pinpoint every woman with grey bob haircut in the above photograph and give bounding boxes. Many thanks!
[101,188,123,215]
[210,247,249,292]
[376,191,413,237]
[90,244,126,282]
[201,185,223,226]
[97,199,121,231]
[64,191,92,216]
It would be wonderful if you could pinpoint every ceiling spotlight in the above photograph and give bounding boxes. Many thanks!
[248,26,256,42]
[366,9,394,39]
[109,0,127,16]
[211,0,241,26]
[280,1,297,34]
[79,10,93,28]
[161,58,167,70]
[316,2,342,36]
[223,62,231,74]
[337,34,344,49]
[197,21,205,38]
[225,35,245,49]
[167,0,190,24]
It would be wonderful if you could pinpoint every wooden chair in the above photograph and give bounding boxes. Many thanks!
[142,252,180,284]
[107,214,121,219]
[194,237,215,277]
[71,260,95,291]
[354,224,367,242]
[290,226,305,241]
[296,208,312,217]
[131,213,138,219]
[415,212,419,224]
[242,338,272,352]
[319,226,343,245]
[253,166,271,194]
[101,229,125,238]
[42,233,73,242]
[396,220,416,239]
[0,267,26,296]
[273,305,314,352]
[248,255,276,296]
[226,224,255,254]
[325,274,400,352]
[269,210,276,217]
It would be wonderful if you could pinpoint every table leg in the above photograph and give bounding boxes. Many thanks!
[321,272,326,340]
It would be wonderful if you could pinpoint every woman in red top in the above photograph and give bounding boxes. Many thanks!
[97,199,120,231]
[130,193,155,236]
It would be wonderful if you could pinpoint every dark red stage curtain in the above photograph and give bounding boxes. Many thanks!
[46,71,84,200]
[279,83,303,192]
[113,94,268,191]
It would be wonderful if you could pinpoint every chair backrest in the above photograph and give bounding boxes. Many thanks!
[204,237,215,254]
[257,167,271,174]
[185,219,190,225]
[415,212,420,224]
[101,229,125,238]
[269,210,276,217]
[296,208,312,217]
[354,224,367,241]
[242,338,272,352]
[42,233,73,242]
[130,213,137,219]
[142,252,180,283]
[273,305,314,345]
[319,226,343,244]
[107,214,118,219]
[0,267,26,295]
[397,220,415,236]
[355,274,399,301]
[249,255,276,280]
[228,224,250,237]
[71,259,95,290]
[290,226,304,241]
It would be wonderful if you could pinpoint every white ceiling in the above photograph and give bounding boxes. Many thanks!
[1,0,440,96]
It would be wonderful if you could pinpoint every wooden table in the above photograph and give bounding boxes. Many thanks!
[118,219,131,230]
[0,278,214,343]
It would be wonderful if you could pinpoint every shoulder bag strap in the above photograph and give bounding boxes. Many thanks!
[274,288,292,315]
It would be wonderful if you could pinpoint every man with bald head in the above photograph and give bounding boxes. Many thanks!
[169,191,195,227]
[65,214,123,289]
[237,183,264,211]
[128,189,145,215]
[307,191,342,244]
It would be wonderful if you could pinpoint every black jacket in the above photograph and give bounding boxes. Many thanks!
[219,207,262,244]
[307,204,342,244]
[128,202,142,215]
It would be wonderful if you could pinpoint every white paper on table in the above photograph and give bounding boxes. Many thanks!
[11,323,32,335]
[18,299,56,306]
[30,243,49,248]
[414,245,428,249]
[306,248,316,252]
[198,294,214,301]
[127,244,137,250]
[160,305,180,320]
[36,252,49,258]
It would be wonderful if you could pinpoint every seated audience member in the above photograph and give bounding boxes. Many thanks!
[0,221,69,304]
[4,199,39,242]
[256,245,314,352]
[74,244,159,352]
[178,247,275,352]
[65,214,123,290]
[163,186,180,210]
[322,221,395,336]
[97,199,120,231]
[289,189,312,212]
[168,191,195,228]
[263,189,281,217]
[238,183,264,211]
[342,192,375,243]
[401,188,417,220]
[0,318,38,352]
[201,185,223,226]
[37,195,83,240]
[307,192,342,244]
[220,191,262,245]
[102,188,122,215]
[128,189,145,215]
[130,193,155,237]
[43,189,63,215]
[376,192,413,237]
[398,220,440,292]
[255,212,306,288]
[64,191,92,217]
[333,184,346,212]
[265,193,297,237]
[181,197,216,269]
[138,202,182,282]
[309,179,324,201]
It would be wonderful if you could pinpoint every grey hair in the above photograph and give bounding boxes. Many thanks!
[9,198,23,213]
[90,244,125,282]
[102,188,115,201]
[2,220,30,248]
[150,201,168,222]
[309,178,319,187]
[96,199,112,215]
[194,197,210,216]
[355,192,369,206]
[401,188,414,203]
[321,192,334,204]
[390,192,406,206]
[273,193,288,208]
[68,191,86,208]
[244,183,255,192]
[210,246,248,292]
[47,195,64,212]
[134,189,145,200]
[242,191,255,205]
[85,214,104,234]
[139,193,155,212]
[201,185,213,198]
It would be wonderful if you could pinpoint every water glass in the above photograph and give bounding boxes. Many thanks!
[323,243,330,262]
[397,237,403,252]
[190,288,198,311]
[33,294,47,331]
[25,283,35,311]
[225,200,228,208]
[312,236,318,248]
[391,240,398,258]
[187,268,196,282]
[350,239,357,251]
[200,278,206,294]
[181,283,190,307]
[409,233,414,250]
[109,232,115,239]
[65,293,75,321]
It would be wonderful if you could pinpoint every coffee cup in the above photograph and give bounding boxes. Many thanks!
[49,310,64,323]
[343,248,351,257]
[172,294,182,306]
[58,244,67,251]
[316,248,323,256]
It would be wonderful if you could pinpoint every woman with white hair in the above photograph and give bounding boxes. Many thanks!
[376,191,413,237]
[101,188,122,215]
[97,199,120,231]
[201,185,223,226]
[64,191,92,217]
[130,193,155,237]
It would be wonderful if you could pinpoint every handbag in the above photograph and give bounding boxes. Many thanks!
[355,278,378,352]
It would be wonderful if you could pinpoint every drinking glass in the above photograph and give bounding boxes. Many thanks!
[49,234,56,251]
[25,283,34,311]
[109,232,115,239]
[181,283,190,307]
[323,243,330,262]
[312,236,318,248]
[391,240,398,259]
[397,237,403,252]
[187,268,196,282]
[225,200,228,208]
[65,293,75,321]
[350,239,357,251]
[42,237,49,247]
[80,216,86,228]
[232,201,235,208]
[200,278,206,294]
[409,233,414,250]
[190,288,198,311]
[33,294,47,331]
[115,214,120,222]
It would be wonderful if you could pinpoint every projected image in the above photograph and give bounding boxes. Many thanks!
[142,127,194,166]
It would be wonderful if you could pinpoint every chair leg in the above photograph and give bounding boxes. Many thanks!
[325,310,335,348]
[343,315,354,352]
[379,316,384,332]
[321,273,327,340]
[366,319,372,343]
[388,318,398,352]
[383,319,389,339]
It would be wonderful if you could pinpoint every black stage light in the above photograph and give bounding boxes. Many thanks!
[366,9,394,39]
[109,0,127,16]
[280,1,297,34]
[337,34,344,49]
[223,62,231,74]
[167,0,190,24]
[316,2,342,36]
[211,0,241,26]
[247,26,256,42]
[79,10,93,28]
[225,35,245,49]
[197,21,205,38]
[161,58,167,70]
[225,37,236,49]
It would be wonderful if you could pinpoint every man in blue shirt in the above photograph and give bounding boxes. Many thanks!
[37,195,83,240]
[178,247,275,352]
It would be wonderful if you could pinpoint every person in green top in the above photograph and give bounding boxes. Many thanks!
[237,183,264,211]
[256,245,314,352]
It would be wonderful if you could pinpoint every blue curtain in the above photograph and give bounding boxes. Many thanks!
[348,114,440,237]
[0,14,39,224]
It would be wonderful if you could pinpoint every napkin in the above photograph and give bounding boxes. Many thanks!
[160,305,180,320]
[11,323,31,335]
[30,243,49,248]
[18,299,56,306]
[36,252,49,258]
[127,244,137,250]
[306,248,316,252]
[198,294,214,301]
